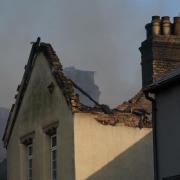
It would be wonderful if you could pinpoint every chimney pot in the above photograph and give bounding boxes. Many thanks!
[162,16,171,35]
[162,16,170,21]
[152,16,160,21]
[151,16,161,35]
[174,17,180,22]
[174,16,180,35]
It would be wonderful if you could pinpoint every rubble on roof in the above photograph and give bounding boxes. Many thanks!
[116,90,151,114]
[94,90,152,128]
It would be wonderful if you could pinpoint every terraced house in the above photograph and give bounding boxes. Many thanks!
[5,15,180,180]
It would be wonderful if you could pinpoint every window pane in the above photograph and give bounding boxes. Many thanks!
[51,135,57,180]
[29,169,32,177]
[53,160,56,169]
[52,150,56,160]
[51,136,57,148]
[29,159,32,168]
[53,170,56,178]
[27,144,33,180]
[28,146,33,156]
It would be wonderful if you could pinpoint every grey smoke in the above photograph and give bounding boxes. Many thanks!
[64,66,100,106]
[0,0,180,108]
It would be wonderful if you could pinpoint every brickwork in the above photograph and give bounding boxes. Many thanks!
[140,16,180,87]
[153,60,180,80]
[77,90,152,128]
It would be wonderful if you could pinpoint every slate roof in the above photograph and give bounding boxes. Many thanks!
[144,68,180,93]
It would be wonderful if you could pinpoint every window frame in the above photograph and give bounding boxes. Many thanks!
[50,134,57,180]
[42,121,58,180]
[27,144,33,180]
[20,131,35,180]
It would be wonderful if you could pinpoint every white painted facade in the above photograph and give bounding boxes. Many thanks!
[74,113,154,180]
[6,53,75,180]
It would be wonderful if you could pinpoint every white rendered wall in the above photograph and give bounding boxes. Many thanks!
[74,112,154,180]
[7,53,75,180]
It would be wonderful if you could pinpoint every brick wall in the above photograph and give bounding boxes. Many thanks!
[153,60,180,80]
[140,35,180,87]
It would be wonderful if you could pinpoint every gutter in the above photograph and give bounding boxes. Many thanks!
[144,91,159,180]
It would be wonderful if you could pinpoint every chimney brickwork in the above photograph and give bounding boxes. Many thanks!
[140,16,180,88]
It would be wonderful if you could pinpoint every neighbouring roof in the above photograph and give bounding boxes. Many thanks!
[3,38,152,147]
[95,90,152,128]
[116,90,151,114]
[144,68,180,93]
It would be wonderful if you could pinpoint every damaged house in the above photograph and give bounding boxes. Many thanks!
[3,38,153,180]
[4,15,180,180]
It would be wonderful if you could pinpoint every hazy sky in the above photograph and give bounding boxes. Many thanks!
[0,0,180,108]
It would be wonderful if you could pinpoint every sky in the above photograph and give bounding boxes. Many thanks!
[0,0,180,108]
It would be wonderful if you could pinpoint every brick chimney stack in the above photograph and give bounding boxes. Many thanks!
[140,16,180,88]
